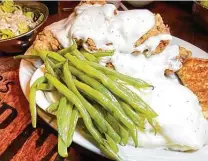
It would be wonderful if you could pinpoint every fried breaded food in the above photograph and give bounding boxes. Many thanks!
[31,1,106,52]
[74,1,170,54]
[82,13,170,54]
[79,0,105,5]
[165,46,192,75]
[177,58,208,119]
[107,46,192,74]
[135,14,170,55]
[33,30,61,51]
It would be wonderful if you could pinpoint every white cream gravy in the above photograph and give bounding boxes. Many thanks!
[44,3,208,151]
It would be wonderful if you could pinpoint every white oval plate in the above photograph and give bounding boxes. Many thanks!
[19,37,208,161]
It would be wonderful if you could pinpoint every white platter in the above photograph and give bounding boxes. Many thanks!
[19,37,208,161]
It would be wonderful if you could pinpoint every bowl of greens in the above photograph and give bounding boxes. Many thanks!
[192,0,208,32]
[0,0,48,55]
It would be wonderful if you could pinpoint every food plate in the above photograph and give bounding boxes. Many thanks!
[19,36,208,161]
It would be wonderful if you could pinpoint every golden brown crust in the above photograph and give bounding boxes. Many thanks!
[32,1,106,52]
[177,58,208,119]
[154,40,170,54]
[86,38,100,51]
[135,14,170,45]
[135,14,170,55]
[32,30,61,51]
[165,47,192,75]
[79,0,106,5]
[178,46,192,62]
[106,62,114,69]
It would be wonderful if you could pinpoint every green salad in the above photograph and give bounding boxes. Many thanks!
[0,0,44,40]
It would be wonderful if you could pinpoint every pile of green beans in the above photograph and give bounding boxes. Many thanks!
[23,41,158,161]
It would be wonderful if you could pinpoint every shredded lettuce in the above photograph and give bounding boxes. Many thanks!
[24,11,34,20]
[0,0,44,40]
[0,29,15,39]
[18,22,30,34]
[0,0,17,13]
[1,35,8,39]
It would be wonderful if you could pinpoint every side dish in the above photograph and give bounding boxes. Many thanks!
[0,0,44,40]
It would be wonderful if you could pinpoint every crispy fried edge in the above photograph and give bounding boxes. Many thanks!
[177,58,208,119]
[165,46,192,75]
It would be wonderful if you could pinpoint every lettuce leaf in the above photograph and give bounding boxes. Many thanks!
[0,29,15,39]
[18,22,29,34]
[0,0,16,13]
[24,11,34,20]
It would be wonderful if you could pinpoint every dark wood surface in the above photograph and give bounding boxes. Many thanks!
[0,1,207,161]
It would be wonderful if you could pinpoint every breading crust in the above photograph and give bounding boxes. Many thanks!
[177,58,208,118]
[135,14,170,55]
[33,30,61,51]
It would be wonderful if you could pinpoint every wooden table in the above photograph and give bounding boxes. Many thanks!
[0,1,207,161]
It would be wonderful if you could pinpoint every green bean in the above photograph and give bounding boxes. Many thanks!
[82,49,114,57]
[14,55,39,59]
[73,79,130,127]
[47,56,59,65]
[100,141,121,161]
[58,41,77,55]
[69,66,125,116]
[45,73,104,144]
[36,83,55,91]
[74,79,138,147]
[63,62,120,143]
[47,60,63,80]
[36,50,66,62]
[34,50,47,61]
[93,104,120,140]
[108,75,129,86]
[86,61,152,88]
[117,81,157,119]
[65,54,156,118]
[83,53,98,62]
[45,73,119,160]
[93,51,114,57]
[47,51,66,62]
[119,101,145,130]
[119,124,129,146]
[67,108,79,147]
[62,62,86,147]
[94,104,130,146]
[105,112,129,146]
[46,101,59,115]
[45,57,56,76]
[71,49,86,60]
[45,57,57,89]
[104,110,129,146]
[92,116,119,152]
[105,133,119,153]
[94,121,104,134]
[57,97,72,145]
[80,49,98,62]
[53,61,65,69]
[58,136,68,157]
[148,118,158,135]
[68,65,119,107]
[29,76,46,128]
[63,62,78,93]
[45,57,65,82]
